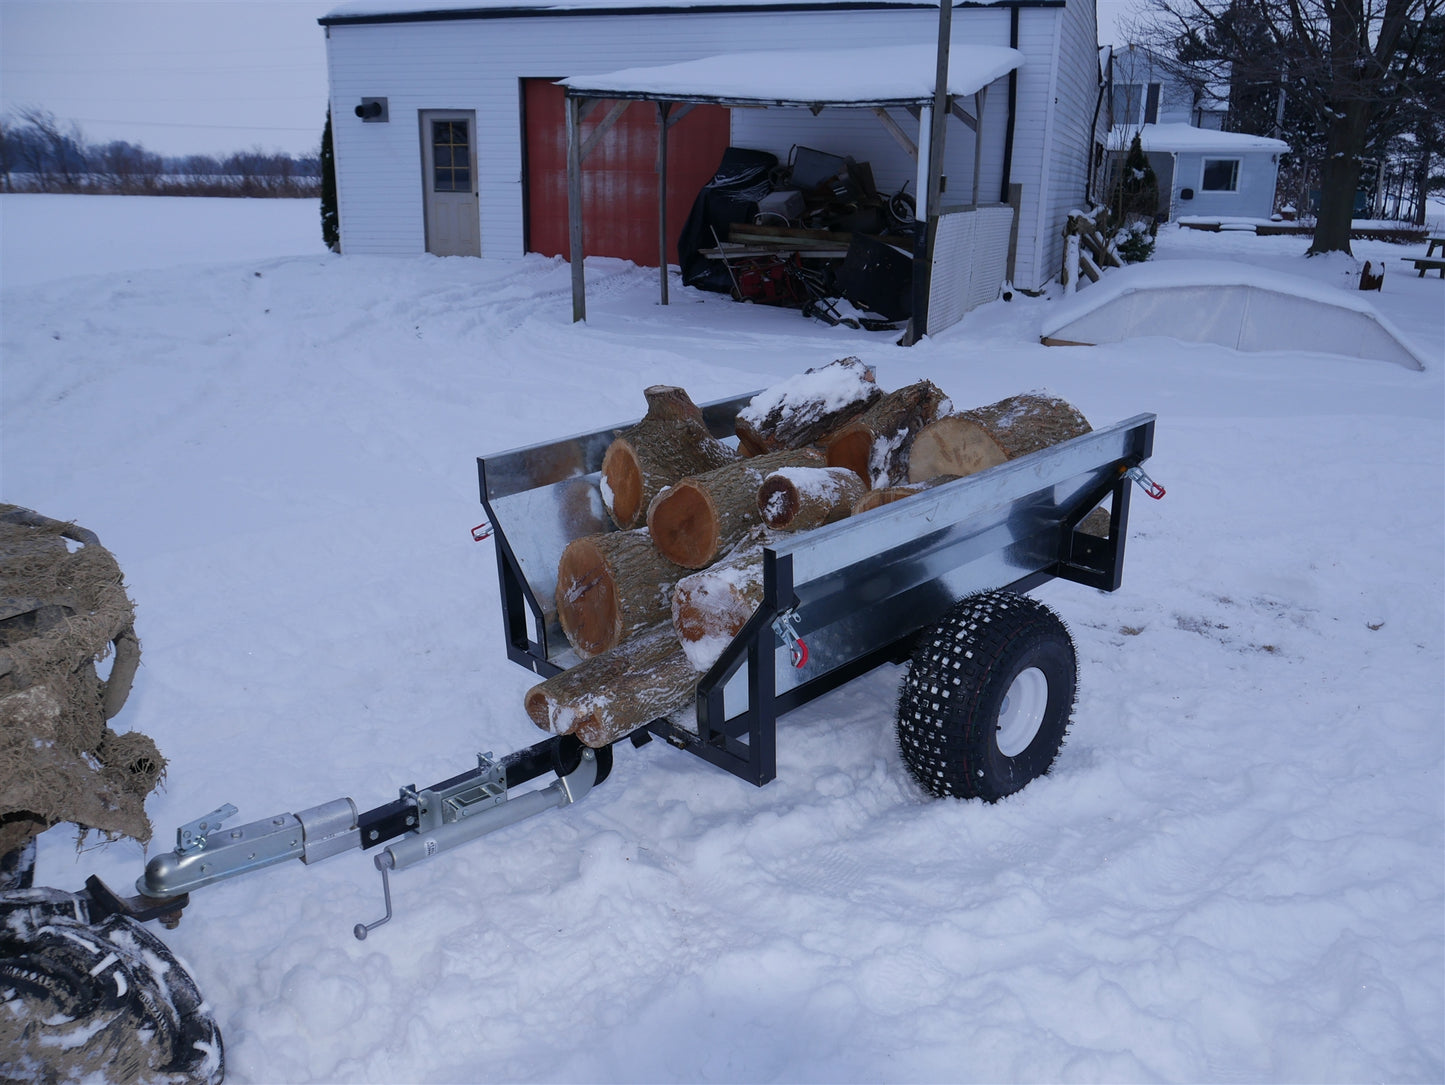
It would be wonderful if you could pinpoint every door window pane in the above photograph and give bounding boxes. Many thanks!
[432,120,471,193]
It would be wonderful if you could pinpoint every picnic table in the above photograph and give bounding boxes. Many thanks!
[1405,237,1445,278]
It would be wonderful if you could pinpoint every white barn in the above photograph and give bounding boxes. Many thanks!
[320,0,1104,331]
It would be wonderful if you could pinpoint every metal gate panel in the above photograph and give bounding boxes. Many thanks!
[927,203,1016,334]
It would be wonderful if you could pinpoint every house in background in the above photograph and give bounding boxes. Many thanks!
[1102,44,1288,222]
[318,0,1104,330]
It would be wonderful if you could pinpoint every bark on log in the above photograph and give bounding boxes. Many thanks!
[852,474,960,514]
[638,384,707,426]
[906,392,1092,484]
[555,529,685,658]
[733,357,881,457]
[600,399,737,530]
[672,548,765,671]
[524,624,697,748]
[824,380,949,487]
[757,466,866,531]
[648,448,824,569]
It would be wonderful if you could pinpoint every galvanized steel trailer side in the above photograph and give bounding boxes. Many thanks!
[479,396,1157,786]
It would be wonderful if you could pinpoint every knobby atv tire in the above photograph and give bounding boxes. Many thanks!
[0,889,223,1085]
[897,590,1076,801]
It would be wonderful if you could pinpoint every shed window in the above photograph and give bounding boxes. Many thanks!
[432,120,471,193]
[1201,158,1240,192]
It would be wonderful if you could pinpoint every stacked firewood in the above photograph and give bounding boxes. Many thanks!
[524,358,1092,748]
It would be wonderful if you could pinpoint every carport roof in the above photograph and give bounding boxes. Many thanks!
[559,43,1024,108]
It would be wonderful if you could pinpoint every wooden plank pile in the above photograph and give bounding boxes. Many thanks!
[1062,208,1124,290]
[524,358,1093,748]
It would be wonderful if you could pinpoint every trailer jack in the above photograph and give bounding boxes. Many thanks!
[354,745,600,939]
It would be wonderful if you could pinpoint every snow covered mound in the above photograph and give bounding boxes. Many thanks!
[1040,259,1429,370]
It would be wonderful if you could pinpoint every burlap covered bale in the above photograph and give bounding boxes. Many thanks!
[0,506,162,855]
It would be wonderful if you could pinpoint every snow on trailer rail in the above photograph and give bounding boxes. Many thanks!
[478,396,1161,786]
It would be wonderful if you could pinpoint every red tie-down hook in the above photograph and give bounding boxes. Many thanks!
[471,521,493,542]
[774,609,809,669]
[1125,466,1166,500]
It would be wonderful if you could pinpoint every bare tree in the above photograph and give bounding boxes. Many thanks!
[1134,0,1444,255]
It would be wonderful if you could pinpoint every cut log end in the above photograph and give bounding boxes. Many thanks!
[824,428,874,485]
[648,480,718,569]
[906,417,1008,482]
[758,477,801,527]
[555,537,619,658]
[600,440,643,528]
[758,466,866,530]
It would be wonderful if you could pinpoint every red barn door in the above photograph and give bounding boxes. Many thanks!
[523,79,730,267]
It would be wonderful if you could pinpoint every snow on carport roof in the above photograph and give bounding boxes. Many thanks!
[558,43,1024,108]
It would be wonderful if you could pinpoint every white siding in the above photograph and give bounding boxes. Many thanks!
[1017,0,1099,289]
[324,3,1094,290]
[1172,150,1280,219]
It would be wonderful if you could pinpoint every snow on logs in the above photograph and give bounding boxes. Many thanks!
[733,356,880,456]
[526,373,1093,748]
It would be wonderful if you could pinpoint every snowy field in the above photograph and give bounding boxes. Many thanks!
[2,193,1442,1083]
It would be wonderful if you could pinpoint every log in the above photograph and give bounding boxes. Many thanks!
[852,475,960,514]
[555,529,685,658]
[672,548,765,672]
[824,380,949,487]
[648,447,824,569]
[600,386,737,529]
[524,624,697,748]
[757,466,866,531]
[733,357,881,457]
[906,392,1092,484]
[636,384,706,426]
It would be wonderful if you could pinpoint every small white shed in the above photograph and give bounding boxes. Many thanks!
[1108,124,1290,223]
[320,0,1104,330]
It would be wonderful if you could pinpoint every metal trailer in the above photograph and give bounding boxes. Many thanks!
[108,395,1160,937]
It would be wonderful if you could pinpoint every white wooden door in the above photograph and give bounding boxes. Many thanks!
[420,110,480,257]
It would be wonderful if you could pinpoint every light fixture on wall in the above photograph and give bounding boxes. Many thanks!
[356,98,389,122]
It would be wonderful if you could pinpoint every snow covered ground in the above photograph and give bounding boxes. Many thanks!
[3,193,1442,1083]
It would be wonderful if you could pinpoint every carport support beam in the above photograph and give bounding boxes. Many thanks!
[567,95,586,323]
[657,101,671,305]
[905,0,952,345]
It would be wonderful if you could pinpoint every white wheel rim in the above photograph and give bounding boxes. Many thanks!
[996,667,1049,757]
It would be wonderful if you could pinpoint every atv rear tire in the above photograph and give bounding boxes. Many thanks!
[0,889,223,1084]
[897,590,1076,801]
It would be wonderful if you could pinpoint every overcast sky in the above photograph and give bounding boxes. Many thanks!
[1,0,335,157]
[2,0,1142,160]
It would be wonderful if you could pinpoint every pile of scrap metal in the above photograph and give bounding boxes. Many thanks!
[677,146,917,329]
